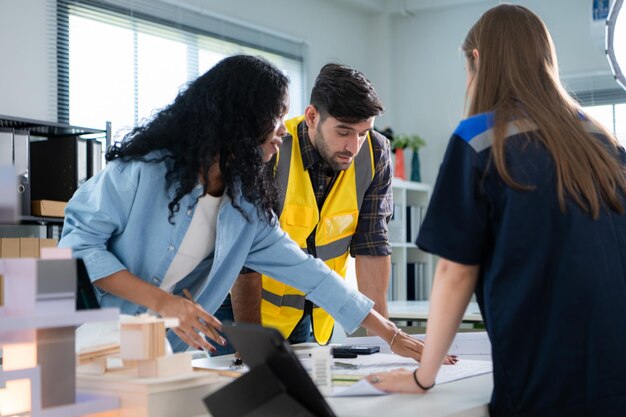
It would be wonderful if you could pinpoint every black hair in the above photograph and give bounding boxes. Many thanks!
[310,63,384,123]
[105,55,289,223]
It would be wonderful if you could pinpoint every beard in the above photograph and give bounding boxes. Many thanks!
[313,130,354,171]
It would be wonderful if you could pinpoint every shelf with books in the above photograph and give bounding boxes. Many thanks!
[388,179,433,302]
[0,114,109,217]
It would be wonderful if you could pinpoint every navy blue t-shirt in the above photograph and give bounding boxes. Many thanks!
[418,112,626,417]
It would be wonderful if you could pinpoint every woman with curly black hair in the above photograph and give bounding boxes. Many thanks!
[59,55,424,358]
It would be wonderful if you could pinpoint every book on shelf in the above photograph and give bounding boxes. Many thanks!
[388,203,403,243]
[406,262,428,301]
[387,262,397,301]
[405,205,427,243]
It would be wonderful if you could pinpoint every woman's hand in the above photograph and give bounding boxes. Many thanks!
[93,271,227,352]
[155,293,226,352]
[366,368,426,393]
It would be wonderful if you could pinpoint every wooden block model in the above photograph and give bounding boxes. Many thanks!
[0,258,77,410]
[137,352,193,378]
[120,316,167,360]
[77,370,224,417]
[0,256,119,416]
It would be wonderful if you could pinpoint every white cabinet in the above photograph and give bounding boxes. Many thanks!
[388,179,433,301]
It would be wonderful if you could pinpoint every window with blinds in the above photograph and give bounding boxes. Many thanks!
[574,88,626,147]
[56,0,306,141]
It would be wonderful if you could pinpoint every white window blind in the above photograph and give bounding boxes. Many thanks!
[575,88,626,147]
[56,0,306,141]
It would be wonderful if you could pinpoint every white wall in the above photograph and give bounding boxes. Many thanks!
[0,0,52,121]
[389,0,617,185]
[0,0,618,184]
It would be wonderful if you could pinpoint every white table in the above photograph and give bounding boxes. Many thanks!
[388,300,483,323]
[328,373,491,417]
[193,334,493,417]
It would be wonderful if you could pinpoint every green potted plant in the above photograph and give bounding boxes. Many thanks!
[391,133,426,182]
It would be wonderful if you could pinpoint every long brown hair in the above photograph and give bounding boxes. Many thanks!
[463,4,626,218]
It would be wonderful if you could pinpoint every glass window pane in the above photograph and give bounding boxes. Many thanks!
[137,33,188,124]
[583,104,615,133]
[614,103,626,147]
[68,6,305,141]
[69,15,134,134]
[199,50,226,74]
[197,37,305,117]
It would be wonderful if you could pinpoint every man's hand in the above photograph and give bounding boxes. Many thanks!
[389,329,457,364]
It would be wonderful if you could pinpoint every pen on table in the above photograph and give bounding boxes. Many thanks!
[182,288,224,350]
[230,357,244,369]
[334,361,360,370]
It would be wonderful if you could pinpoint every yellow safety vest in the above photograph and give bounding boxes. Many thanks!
[261,115,375,344]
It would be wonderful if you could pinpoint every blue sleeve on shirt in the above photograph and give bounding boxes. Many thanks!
[416,134,490,265]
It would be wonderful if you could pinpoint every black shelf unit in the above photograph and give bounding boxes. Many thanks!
[0,114,109,138]
[19,215,65,225]
[17,215,64,239]
[0,115,110,238]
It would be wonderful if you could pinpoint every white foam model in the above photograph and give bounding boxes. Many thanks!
[0,248,119,416]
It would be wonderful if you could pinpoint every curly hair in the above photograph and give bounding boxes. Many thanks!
[105,55,289,223]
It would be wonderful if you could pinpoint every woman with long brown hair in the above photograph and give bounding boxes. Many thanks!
[367,4,626,416]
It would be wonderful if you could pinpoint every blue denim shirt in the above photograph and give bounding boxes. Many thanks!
[59,153,373,351]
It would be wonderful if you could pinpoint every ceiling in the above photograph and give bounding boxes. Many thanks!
[329,0,492,14]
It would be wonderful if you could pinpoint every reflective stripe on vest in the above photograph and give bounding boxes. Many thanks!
[261,115,375,344]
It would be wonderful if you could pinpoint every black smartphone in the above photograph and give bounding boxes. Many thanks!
[331,345,380,355]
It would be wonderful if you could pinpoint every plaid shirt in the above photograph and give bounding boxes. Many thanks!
[296,121,392,257]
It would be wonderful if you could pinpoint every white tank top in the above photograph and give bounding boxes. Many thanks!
[159,193,222,293]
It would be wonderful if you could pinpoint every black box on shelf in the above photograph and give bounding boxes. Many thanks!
[0,115,109,224]
[30,136,102,203]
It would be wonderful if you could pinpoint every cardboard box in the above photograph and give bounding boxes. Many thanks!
[39,238,58,256]
[0,238,58,259]
[31,199,66,217]
[20,238,40,258]
[0,238,20,258]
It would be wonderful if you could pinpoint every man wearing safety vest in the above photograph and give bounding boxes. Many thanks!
[229,63,393,346]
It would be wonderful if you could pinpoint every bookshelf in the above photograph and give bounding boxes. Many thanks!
[0,114,109,217]
[388,178,433,301]
[0,115,109,239]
